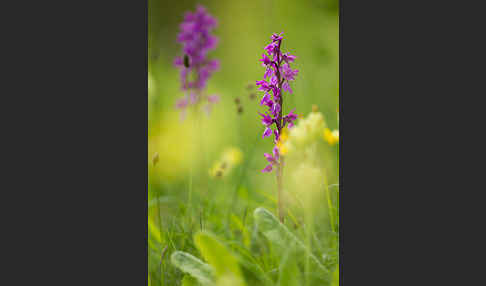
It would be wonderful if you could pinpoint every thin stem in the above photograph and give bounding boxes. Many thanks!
[325,181,335,233]
[187,110,194,226]
[156,196,164,284]
[227,124,259,224]
[324,170,336,251]
[275,38,285,223]
[276,157,285,223]
[186,66,201,228]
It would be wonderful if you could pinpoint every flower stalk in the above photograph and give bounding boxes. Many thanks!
[256,32,299,222]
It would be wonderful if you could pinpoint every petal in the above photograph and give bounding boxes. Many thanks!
[282,81,293,94]
[272,146,279,160]
[264,67,273,79]
[262,164,273,172]
[264,153,274,163]
[263,127,272,138]
[175,97,188,109]
[207,94,220,103]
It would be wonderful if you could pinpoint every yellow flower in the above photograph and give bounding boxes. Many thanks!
[209,147,243,178]
[291,163,323,206]
[323,128,339,145]
[277,140,289,155]
[276,128,290,155]
[223,147,243,165]
[280,127,289,142]
[209,162,225,178]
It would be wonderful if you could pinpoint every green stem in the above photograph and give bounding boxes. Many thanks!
[187,108,196,227]
[227,130,259,223]
[276,158,284,223]
[326,188,335,232]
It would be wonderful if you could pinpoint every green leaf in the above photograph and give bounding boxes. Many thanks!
[230,214,250,247]
[278,249,301,286]
[194,231,245,286]
[170,251,214,285]
[253,207,328,273]
[237,255,274,286]
[181,275,199,286]
[148,218,162,244]
[331,266,339,286]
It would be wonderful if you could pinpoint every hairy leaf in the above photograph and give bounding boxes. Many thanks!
[253,207,328,273]
[194,231,245,286]
[278,249,301,286]
[170,251,214,285]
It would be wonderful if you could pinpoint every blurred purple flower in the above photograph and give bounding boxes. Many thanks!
[282,52,296,63]
[281,63,299,81]
[174,5,220,120]
[262,146,280,172]
[283,110,298,128]
[207,94,220,103]
[260,53,271,66]
[259,112,273,126]
[282,81,292,94]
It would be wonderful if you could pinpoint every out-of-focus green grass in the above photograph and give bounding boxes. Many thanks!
[149,0,338,285]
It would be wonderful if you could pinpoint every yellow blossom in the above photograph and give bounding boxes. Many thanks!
[209,147,243,178]
[323,128,339,145]
[280,127,289,142]
[291,162,323,206]
[276,128,290,155]
[277,140,289,155]
[223,147,243,165]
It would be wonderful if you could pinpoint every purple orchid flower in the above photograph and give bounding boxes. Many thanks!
[262,146,280,173]
[174,5,220,120]
[256,32,299,173]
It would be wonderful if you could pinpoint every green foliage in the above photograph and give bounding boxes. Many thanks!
[331,267,339,286]
[278,249,301,286]
[253,207,328,274]
[148,218,163,244]
[194,231,246,286]
[230,214,250,248]
[170,251,215,285]
[182,275,199,286]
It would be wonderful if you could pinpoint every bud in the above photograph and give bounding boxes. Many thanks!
[152,152,159,166]
[237,106,243,114]
[234,97,240,104]
[183,54,190,68]
[249,93,256,100]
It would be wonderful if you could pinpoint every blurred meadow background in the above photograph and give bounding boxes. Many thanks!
[148,0,339,285]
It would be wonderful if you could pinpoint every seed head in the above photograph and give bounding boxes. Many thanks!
[152,152,159,166]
